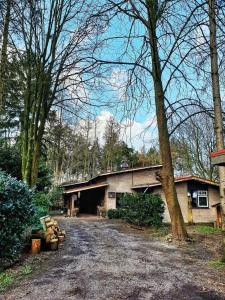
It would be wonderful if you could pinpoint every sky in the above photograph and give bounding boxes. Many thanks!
[80,13,158,151]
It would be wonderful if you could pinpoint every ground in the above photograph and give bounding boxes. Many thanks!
[1,218,225,300]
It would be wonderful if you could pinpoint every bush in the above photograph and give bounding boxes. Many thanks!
[33,192,50,208]
[118,193,164,227]
[31,187,63,225]
[48,187,63,209]
[32,192,50,226]
[107,208,125,219]
[0,171,35,269]
[31,206,49,226]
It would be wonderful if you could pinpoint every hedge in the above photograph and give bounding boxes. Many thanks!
[0,171,35,269]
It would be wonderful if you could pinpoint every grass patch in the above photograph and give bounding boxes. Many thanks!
[193,225,221,234]
[21,264,32,275]
[0,263,34,292]
[0,272,13,292]
[209,260,225,269]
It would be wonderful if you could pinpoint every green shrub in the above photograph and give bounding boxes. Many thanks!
[33,187,63,209]
[31,187,63,225]
[31,206,49,226]
[118,193,164,227]
[32,192,50,226]
[33,192,50,207]
[48,187,63,208]
[0,171,35,269]
[107,208,125,219]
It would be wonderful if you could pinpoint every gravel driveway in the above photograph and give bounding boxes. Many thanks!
[1,218,225,300]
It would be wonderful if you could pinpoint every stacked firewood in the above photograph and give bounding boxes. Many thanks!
[40,216,66,250]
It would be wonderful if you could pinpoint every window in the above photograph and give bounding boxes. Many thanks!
[108,192,116,198]
[191,190,208,208]
[197,191,208,207]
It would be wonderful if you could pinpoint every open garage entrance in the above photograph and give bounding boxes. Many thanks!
[79,187,105,215]
[64,183,108,217]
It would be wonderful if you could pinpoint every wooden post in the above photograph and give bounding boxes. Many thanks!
[71,194,77,217]
[187,195,193,225]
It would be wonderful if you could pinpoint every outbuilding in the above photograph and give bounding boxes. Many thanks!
[62,165,220,225]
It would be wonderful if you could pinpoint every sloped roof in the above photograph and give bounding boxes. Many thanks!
[132,175,219,189]
[64,183,109,194]
[61,165,162,187]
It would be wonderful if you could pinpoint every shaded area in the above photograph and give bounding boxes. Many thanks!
[79,187,105,215]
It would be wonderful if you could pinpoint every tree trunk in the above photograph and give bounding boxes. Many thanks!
[0,0,11,108]
[83,120,90,180]
[21,89,32,184]
[146,0,188,240]
[22,112,47,187]
[208,0,225,260]
[31,140,41,187]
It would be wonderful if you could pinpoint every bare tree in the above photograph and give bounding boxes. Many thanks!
[208,0,225,260]
[95,0,212,239]
[10,0,105,186]
[171,112,217,180]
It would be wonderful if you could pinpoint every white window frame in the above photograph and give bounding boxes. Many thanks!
[197,190,208,208]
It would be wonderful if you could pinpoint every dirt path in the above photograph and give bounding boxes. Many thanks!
[1,218,225,300]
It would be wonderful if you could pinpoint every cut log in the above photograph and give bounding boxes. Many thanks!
[50,239,59,251]
[58,235,65,243]
[31,239,41,254]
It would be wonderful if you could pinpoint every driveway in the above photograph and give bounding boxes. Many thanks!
[1,218,225,300]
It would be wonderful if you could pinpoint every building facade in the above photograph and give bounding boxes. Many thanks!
[62,166,220,224]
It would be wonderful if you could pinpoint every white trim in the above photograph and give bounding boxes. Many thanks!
[197,190,208,208]
[64,183,108,194]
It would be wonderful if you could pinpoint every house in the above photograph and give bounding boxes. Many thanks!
[62,165,220,224]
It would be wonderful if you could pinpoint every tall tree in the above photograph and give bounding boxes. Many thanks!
[12,0,104,186]
[82,119,91,180]
[90,121,102,177]
[208,0,225,260]
[103,117,120,171]
[171,113,216,180]
[145,0,187,240]
[0,0,12,108]
[99,0,203,239]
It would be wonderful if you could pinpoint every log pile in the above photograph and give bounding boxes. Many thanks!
[39,216,66,250]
